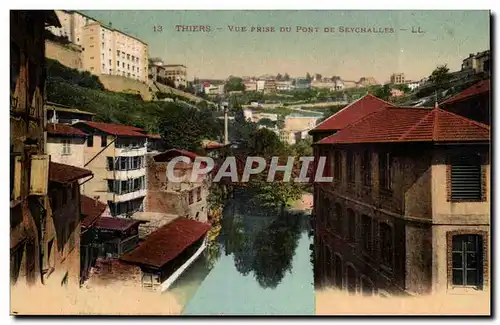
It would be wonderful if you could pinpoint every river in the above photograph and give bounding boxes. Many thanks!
[165,192,315,315]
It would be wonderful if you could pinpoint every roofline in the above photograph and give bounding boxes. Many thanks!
[73,121,148,137]
[163,64,187,68]
[440,80,490,106]
[317,139,490,146]
[47,132,88,138]
[72,10,148,46]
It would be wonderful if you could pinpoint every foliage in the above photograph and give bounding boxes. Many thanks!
[392,83,411,93]
[283,73,290,81]
[158,105,223,152]
[46,59,104,90]
[428,64,452,90]
[290,137,313,156]
[372,84,391,101]
[224,76,245,92]
[246,128,287,157]
[256,118,276,128]
[306,72,312,82]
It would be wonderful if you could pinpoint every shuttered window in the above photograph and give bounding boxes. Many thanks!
[450,155,482,201]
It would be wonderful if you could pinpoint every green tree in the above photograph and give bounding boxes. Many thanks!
[224,76,246,92]
[276,73,283,81]
[373,84,391,101]
[247,128,286,156]
[283,73,290,81]
[305,72,312,82]
[291,137,313,156]
[257,118,276,128]
[428,64,452,90]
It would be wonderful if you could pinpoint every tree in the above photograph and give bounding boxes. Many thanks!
[305,72,312,82]
[276,73,283,81]
[283,73,290,81]
[247,128,286,157]
[256,118,276,128]
[224,76,245,93]
[291,137,313,156]
[373,84,391,101]
[428,64,452,91]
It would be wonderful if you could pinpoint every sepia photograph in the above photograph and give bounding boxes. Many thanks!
[8,8,491,316]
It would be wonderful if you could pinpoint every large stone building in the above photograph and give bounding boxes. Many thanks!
[47,10,149,82]
[461,50,490,75]
[311,94,490,297]
[163,64,188,88]
[390,73,405,84]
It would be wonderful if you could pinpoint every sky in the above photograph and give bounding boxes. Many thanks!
[82,10,490,83]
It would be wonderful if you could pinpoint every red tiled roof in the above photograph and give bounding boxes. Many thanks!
[440,80,490,106]
[80,195,107,228]
[49,162,93,184]
[153,149,200,162]
[75,121,147,137]
[318,107,490,144]
[47,123,87,137]
[311,94,394,132]
[93,217,142,232]
[120,217,210,268]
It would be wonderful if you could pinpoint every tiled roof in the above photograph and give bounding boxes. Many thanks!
[47,123,87,137]
[74,121,147,137]
[440,79,490,106]
[310,94,394,132]
[93,217,142,232]
[318,107,490,144]
[120,217,210,268]
[49,162,93,184]
[80,195,107,228]
[153,149,200,162]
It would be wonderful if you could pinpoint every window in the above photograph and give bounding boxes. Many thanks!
[62,139,71,155]
[102,64,105,70]
[379,152,392,191]
[87,135,94,147]
[380,222,393,267]
[101,135,107,147]
[127,54,130,60]
[451,234,483,288]
[361,150,372,186]
[117,50,120,56]
[333,203,342,233]
[107,157,115,170]
[197,187,202,201]
[109,59,112,65]
[101,42,104,47]
[90,36,94,40]
[362,215,372,253]
[450,155,482,201]
[346,209,356,242]
[127,64,130,70]
[122,62,125,68]
[346,150,354,183]
[188,191,194,205]
[334,151,342,181]
[120,157,127,170]
[346,265,357,295]
[90,45,94,48]
[117,60,120,67]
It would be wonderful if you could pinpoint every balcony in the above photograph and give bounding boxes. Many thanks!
[114,145,147,157]
[107,189,147,203]
[107,167,146,180]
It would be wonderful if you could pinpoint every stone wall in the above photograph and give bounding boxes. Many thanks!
[45,40,83,70]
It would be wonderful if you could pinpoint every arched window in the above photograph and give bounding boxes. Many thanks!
[380,222,394,267]
[346,265,357,295]
[334,255,343,290]
[346,209,356,242]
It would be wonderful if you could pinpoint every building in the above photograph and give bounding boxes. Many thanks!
[284,114,321,131]
[462,50,490,74]
[46,102,95,124]
[10,10,61,287]
[309,94,393,142]
[312,104,490,297]
[80,195,107,284]
[390,88,405,97]
[342,80,358,89]
[120,217,210,291]
[144,149,210,224]
[252,112,279,122]
[47,11,149,82]
[440,79,490,126]
[243,109,253,121]
[295,78,311,89]
[256,80,266,92]
[404,80,420,91]
[311,81,336,90]
[244,81,258,92]
[263,80,277,94]
[91,217,142,258]
[390,73,405,84]
[357,77,378,88]
[71,121,149,217]
[276,81,293,91]
[163,64,188,88]
[46,123,88,168]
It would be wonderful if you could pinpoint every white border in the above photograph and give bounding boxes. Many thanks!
[2,2,497,323]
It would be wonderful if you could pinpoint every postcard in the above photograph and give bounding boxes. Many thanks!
[9,9,490,316]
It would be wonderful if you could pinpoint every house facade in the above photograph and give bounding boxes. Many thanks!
[10,10,61,287]
[46,123,87,167]
[72,121,148,217]
[313,105,490,297]
[144,149,210,223]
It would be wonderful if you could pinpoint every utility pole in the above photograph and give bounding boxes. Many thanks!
[220,100,229,145]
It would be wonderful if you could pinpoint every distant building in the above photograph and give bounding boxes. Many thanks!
[163,64,188,88]
[243,81,257,92]
[357,77,378,88]
[295,78,311,89]
[404,80,420,91]
[462,50,490,74]
[390,73,405,84]
[284,114,321,131]
[342,80,358,89]
[276,81,293,91]
[46,102,95,124]
[390,88,405,97]
[256,80,266,92]
[263,80,277,94]
[243,109,253,121]
[48,11,149,82]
